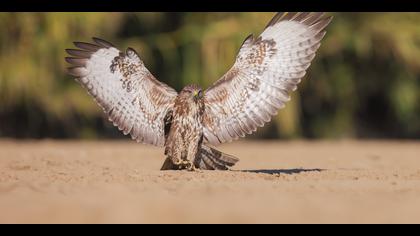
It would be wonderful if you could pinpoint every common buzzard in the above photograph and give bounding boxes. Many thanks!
[65,12,333,170]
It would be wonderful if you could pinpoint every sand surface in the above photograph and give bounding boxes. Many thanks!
[0,139,419,223]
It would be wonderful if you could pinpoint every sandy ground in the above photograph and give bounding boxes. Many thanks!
[0,139,419,224]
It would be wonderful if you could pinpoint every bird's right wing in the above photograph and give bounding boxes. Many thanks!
[65,38,178,146]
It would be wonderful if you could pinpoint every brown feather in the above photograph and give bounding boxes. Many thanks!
[65,38,177,147]
[65,57,88,66]
[92,37,115,48]
[65,49,93,58]
[202,12,333,146]
[74,42,103,51]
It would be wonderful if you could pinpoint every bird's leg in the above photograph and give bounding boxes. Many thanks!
[170,148,183,166]
[184,142,199,171]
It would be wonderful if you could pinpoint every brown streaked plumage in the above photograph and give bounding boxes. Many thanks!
[65,12,333,170]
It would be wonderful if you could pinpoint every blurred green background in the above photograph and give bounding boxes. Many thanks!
[0,12,419,140]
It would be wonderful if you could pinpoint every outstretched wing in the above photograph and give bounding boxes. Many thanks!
[203,12,333,145]
[65,38,178,146]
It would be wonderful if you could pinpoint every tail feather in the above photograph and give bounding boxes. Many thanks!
[194,145,239,170]
[160,157,179,170]
[201,155,228,170]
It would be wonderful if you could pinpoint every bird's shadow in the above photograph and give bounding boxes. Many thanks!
[238,168,325,175]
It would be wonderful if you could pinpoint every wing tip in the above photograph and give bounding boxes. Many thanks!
[67,66,88,77]
[65,48,93,58]
[65,57,88,67]
[323,15,334,26]
[92,37,115,48]
[264,12,286,29]
[309,14,334,32]
[265,12,333,29]
[73,41,102,52]
[65,37,118,73]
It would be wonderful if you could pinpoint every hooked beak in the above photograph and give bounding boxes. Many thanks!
[193,90,203,100]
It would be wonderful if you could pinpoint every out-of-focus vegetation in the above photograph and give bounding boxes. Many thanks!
[0,12,419,139]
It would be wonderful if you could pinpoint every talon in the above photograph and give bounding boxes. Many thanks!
[186,162,196,171]
[173,158,182,165]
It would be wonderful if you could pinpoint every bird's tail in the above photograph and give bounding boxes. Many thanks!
[194,145,239,170]
[160,157,179,170]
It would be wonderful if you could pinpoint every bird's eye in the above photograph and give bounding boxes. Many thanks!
[198,90,203,97]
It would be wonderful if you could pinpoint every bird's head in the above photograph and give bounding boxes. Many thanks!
[181,84,203,102]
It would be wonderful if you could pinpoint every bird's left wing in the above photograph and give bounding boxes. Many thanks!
[65,38,178,146]
[203,12,333,145]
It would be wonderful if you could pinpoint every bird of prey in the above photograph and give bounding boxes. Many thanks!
[65,12,333,171]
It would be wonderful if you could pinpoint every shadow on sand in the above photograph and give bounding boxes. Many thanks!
[239,168,325,175]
